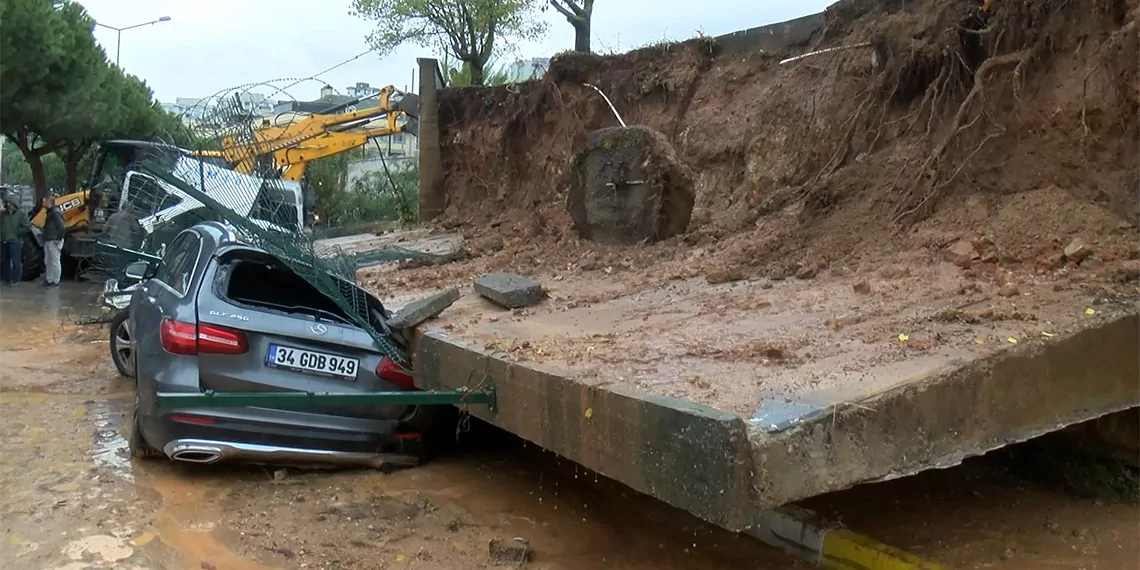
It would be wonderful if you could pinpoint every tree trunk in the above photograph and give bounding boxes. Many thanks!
[469,62,486,86]
[10,130,54,204]
[57,140,91,193]
[574,22,591,52]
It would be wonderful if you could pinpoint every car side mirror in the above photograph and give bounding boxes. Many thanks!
[124,261,151,281]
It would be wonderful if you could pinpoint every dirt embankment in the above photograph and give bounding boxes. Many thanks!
[420,0,1138,288]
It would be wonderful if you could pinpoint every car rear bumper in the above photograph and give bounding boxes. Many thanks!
[162,438,420,469]
[140,407,425,467]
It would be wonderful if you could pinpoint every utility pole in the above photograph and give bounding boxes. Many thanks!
[93,16,172,67]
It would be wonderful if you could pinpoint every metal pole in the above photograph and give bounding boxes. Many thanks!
[115,30,121,66]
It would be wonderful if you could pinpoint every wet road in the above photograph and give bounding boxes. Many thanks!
[0,283,1136,569]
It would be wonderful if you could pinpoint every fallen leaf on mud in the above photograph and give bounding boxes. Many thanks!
[396,553,407,562]
[1084,308,1097,315]
[584,408,593,419]
[1007,337,1018,344]
[975,337,985,344]
[897,333,909,342]
[1041,331,1056,338]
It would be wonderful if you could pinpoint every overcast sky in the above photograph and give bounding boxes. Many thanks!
[79,0,832,103]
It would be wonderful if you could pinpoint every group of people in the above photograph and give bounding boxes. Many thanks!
[0,196,66,287]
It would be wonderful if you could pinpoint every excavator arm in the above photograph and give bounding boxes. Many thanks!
[219,85,416,177]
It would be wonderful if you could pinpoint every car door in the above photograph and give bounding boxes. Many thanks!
[132,230,203,393]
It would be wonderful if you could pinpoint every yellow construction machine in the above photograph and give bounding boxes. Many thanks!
[219,84,418,183]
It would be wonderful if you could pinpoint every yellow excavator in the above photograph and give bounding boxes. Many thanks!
[16,85,416,281]
[219,84,418,183]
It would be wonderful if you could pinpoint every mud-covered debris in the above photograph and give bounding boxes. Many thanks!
[1064,238,1092,263]
[475,272,543,309]
[388,288,462,330]
[705,269,744,284]
[567,125,695,245]
[273,468,288,481]
[945,240,979,268]
[795,265,819,280]
[998,284,1021,297]
[853,281,872,295]
[489,537,532,564]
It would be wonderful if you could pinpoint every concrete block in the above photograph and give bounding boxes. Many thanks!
[474,272,543,309]
[388,288,461,330]
[567,126,695,245]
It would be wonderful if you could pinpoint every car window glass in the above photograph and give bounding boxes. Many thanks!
[153,232,200,295]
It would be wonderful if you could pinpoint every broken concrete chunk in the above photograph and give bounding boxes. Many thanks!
[567,125,696,245]
[488,537,532,564]
[1064,238,1092,263]
[944,240,979,268]
[474,272,543,309]
[388,288,461,330]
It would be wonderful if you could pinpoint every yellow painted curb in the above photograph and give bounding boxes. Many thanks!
[820,529,947,570]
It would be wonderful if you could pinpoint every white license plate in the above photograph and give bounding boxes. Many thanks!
[266,344,358,379]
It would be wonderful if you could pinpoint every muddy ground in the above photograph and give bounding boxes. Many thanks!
[0,283,1137,570]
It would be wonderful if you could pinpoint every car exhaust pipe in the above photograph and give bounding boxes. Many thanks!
[166,442,224,464]
[161,438,415,469]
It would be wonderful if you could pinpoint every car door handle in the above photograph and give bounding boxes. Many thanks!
[146,296,157,304]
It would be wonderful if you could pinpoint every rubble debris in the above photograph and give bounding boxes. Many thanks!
[567,125,695,245]
[475,273,544,309]
[388,288,462,330]
[944,240,979,268]
[1064,238,1092,263]
[853,281,872,295]
[488,537,532,564]
[705,269,744,284]
[794,264,818,280]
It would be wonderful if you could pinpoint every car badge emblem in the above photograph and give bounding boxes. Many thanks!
[310,323,328,336]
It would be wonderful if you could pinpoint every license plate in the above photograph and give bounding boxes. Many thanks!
[266,344,358,379]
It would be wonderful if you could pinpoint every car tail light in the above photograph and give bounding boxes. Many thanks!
[160,318,198,355]
[197,323,248,354]
[160,317,248,355]
[376,357,414,389]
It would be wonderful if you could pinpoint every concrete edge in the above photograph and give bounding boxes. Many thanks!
[747,507,947,570]
[413,330,755,530]
[754,312,1140,507]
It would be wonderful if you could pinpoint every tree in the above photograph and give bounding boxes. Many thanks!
[546,0,594,53]
[0,0,106,201]
[442,55,512,86]
[350,0,546,86]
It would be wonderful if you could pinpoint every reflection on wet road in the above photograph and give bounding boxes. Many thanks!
[0,284,1136,570]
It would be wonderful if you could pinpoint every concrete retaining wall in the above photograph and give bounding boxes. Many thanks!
[714,12,826,55]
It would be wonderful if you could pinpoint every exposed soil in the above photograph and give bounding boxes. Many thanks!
[363,0,1138,303]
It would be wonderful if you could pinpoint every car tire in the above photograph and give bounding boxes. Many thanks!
[128,392,162,460]
[109,310,135,378]
[20,233,45,282]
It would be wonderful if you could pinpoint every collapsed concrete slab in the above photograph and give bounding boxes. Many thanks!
[400,268,1140,532]
[388,288,461,330]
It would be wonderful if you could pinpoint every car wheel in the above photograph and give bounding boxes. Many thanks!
[128,392,162,460]
[109,310,135,378]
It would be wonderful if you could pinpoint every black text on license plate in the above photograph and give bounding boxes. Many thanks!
[266,344,358,379]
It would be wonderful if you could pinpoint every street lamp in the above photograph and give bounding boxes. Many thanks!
[93,16,172,67]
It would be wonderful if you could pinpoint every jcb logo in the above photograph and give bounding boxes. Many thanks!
[59,198,81,212]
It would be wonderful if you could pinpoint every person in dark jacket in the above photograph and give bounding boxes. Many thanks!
[0,197,31,285]
[41,195,66,287]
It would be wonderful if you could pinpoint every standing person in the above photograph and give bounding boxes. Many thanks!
[41,195,65,288]
[0,197,31,286]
